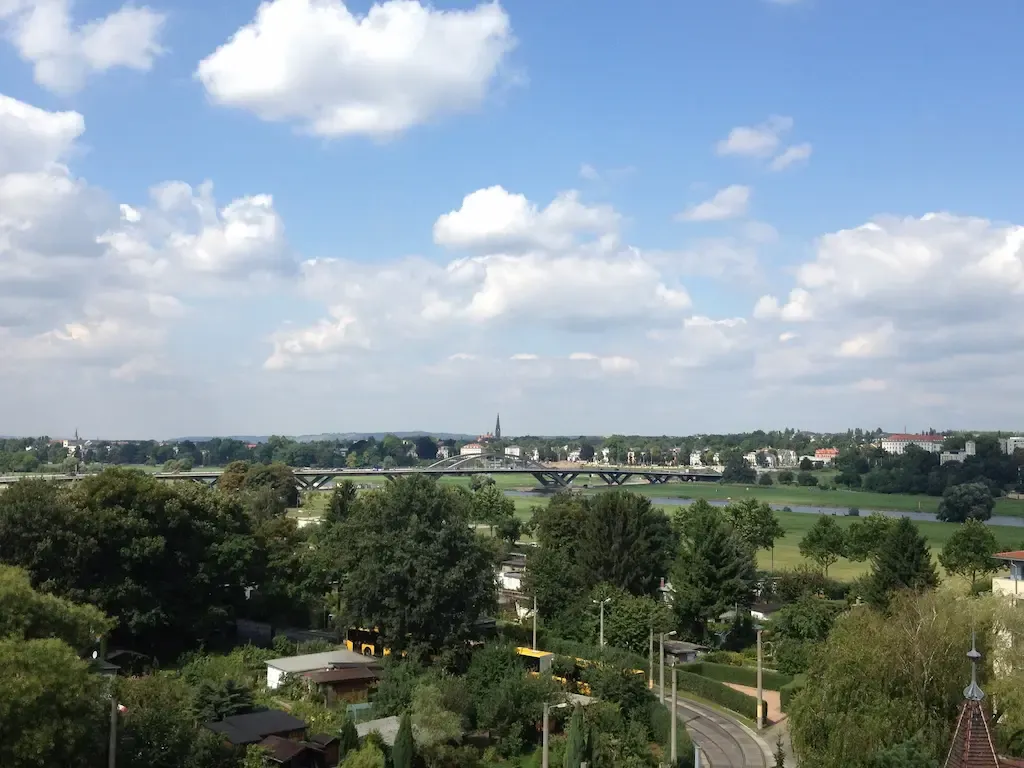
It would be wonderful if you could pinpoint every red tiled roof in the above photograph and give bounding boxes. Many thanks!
[944,699,1000,768]
[994,551,1024,561]
[815,448,840,456]
[886,434,945,442]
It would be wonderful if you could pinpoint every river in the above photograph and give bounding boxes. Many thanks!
[503,490,1024,528]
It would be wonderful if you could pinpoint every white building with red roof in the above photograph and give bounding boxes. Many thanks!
[459,442,484,457]
[880,433,945,455]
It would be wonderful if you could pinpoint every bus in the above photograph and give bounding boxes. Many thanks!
[345,627,392,658]
[515,647,645,695]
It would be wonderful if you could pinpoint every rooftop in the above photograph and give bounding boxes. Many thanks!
[303,665,382,685]
[994,551,1024,562]
[886,434,945,442]
[356,716,401,746]
[266,649,374,673]
[205,709,307,746]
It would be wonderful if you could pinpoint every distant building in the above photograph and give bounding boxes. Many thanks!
[814,448,839,464]
[775,449,797,467]
[689,451,703,467]
[460,442,484,457]
[265,650,377,691]
[941,441,977,465]
[743,452,758,467]
[1000,437,1024,455]
[436,445,450,460]
[880,433,945,455]
[504,445,521,459]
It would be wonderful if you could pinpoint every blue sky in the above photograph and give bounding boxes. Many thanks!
[2,0,1024,438]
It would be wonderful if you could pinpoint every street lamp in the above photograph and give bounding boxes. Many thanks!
[592,597,611,647]
[659,630,677,703]
[754,622,764,730]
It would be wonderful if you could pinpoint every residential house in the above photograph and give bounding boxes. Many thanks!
[435,445,450,460]
[663,640,709,664]
[265,650,378,690]
[688,451,703,467]
[941,441,977,465]
[814,448,839,464]
[460,442,484,457]
[880,433,945,455]
[992,551,1024,601]
[505,445,522,459]
[743,452,758,467]
[775,449,797,467]
[600,447,611,464]
[566,449,582,463]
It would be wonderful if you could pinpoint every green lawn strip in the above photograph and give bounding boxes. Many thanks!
[671,684,762,731]
[680,661,791,691]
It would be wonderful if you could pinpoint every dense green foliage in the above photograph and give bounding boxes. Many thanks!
[678,661,793,690]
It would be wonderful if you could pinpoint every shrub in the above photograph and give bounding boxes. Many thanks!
[779,675,805,712]
[703,650,745,667]
[774,565,851,602]
[679,661,793,691]
[673,669,768,722]
[847,507,861,517]
[758,474,774,487]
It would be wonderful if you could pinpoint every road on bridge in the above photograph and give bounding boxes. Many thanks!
[676,697,772,768]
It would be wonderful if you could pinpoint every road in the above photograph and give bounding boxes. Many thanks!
[675,697,772,768]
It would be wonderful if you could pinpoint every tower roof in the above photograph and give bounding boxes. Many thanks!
[943,633,1000,768]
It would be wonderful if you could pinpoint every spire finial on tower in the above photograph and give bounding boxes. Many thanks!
[964,629,985,701]
[495,413,501,440]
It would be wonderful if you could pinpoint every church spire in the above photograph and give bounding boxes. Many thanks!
[494,413,501,440]
[964,630,985,701]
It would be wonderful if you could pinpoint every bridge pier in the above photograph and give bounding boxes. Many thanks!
[595,472,629,486]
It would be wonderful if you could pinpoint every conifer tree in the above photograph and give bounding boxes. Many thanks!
[866,518,938,609]
[392,712,414,768]
[338,715,359,759]
[564,705,585,768]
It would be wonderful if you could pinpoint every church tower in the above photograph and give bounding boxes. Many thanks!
[495,414,501,440]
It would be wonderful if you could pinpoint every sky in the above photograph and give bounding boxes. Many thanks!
[2,0,1024,439]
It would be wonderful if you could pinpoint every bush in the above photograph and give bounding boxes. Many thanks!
[773,565,851,602]
[680,661,793,691]
[847,507,861,517]
[673,669,767,722]
[758,474,774,486]
[703,650,745,667]
[779,675,805,712]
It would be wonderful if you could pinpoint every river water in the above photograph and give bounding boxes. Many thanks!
[503,490,1024,529]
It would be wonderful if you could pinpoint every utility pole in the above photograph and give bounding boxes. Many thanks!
[671,664,678,763]
[756,623,764,731]
[592,597,610,647]
[648,626,654,691]
[532,596,538,651]
[659,633,665,703]
[694,744,702,768]
[542,702,549,768]
[108,695,117,768]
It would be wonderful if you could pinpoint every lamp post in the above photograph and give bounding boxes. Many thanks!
[648,625,654,690]
[592,597,611,647]
[92,641,119,768]
[755,622,764,730]
[532,595,538,651]
[670,660,678,763]
[541,701,550,768]
[659,630,677,703]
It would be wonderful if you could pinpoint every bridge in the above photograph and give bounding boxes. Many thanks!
[0,453,721,490]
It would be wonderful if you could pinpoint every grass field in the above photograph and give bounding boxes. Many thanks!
[293,489,1023,582]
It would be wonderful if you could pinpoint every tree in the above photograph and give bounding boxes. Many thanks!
[325,480,358,525]
[789,590,974,768]
[243,462,299,507]
[576,491,677,597]
[844,514,895,562]
[469,474,495,491]
[470,483,515,531]
[217,460,250,493]
[0,470,255,655]
[0,638,106,768]
[413,436,438,461]
[770,595,842,674]
[778,469,795,485]
[392,712,415,768]
[758,473,774,486]
[333,476,496,654]
[593,585,672,653]
[774,735,786,768]
[938,519,1000,587]
[411,683,461,747]
[564,705,585,768]
[0,564,113,649]
[579,443,596,462]
[798,516,846,576]
[797,471,819,487]
[799,457,814,471]
[721,456,756,484]
[341,741,386,768]
[192,678,257,722]
[672,500,757,638]
[867,739,940,768]
[937,482,995,523]
[339,716,360,759]
[865,518,939,610]
[726,498,785,568]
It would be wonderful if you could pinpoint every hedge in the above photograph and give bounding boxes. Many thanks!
[679,661,793,691]
[779,674,806,712]
[673,669,768,723]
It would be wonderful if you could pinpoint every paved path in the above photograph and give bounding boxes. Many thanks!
[674,697,772,768]
[723,683,785,723]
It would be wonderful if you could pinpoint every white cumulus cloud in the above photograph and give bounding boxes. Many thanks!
[196,0,516,138]
[677,185,751,222]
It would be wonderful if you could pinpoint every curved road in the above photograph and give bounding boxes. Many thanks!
[675,697,772,768]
